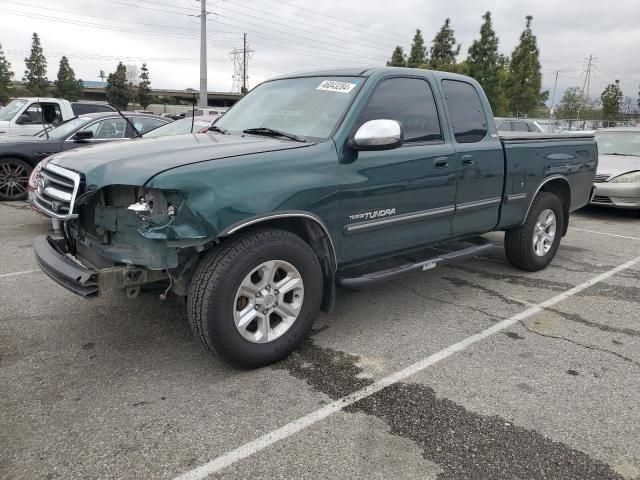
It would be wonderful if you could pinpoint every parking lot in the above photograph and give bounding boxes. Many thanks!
[1,201,639,479]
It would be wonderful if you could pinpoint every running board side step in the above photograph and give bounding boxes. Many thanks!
[336,237,494,289]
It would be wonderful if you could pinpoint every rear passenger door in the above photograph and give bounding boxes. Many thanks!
[338,76,457,263]
[441,79,504,236]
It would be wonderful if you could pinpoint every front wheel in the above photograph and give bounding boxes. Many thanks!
[187,228,323,368]
[0,157,32,201]
[505,191,565,271]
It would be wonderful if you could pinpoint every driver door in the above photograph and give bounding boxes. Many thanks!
[338,76,458,264]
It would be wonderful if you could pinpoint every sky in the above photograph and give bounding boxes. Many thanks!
[0,0,639,104]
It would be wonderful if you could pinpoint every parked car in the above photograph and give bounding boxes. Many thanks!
[185,107,227,117]
[32,67,596,367]
[0,112,169,201]
[495,117,544,133]
[591,127,640,210]
[0,98,117,137]
[143,115,219,138]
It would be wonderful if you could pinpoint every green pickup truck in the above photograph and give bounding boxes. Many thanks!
[32,68,597,367]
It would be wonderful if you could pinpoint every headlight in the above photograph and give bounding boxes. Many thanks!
[609,171,640,183]
[28,158,50,190]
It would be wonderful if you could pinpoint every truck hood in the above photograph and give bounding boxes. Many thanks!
[596,154,640,179]
[49,133,313,189]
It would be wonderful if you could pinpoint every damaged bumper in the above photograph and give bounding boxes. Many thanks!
[33,236,166,298]
[34,236,99,297]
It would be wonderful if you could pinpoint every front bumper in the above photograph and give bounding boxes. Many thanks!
[33,236,99,297]
[591,182,640,209]
[33,235,166,298]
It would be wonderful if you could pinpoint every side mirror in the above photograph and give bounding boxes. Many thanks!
[15,114,30,125]
[350,119,403,151]
[73,130,94,142]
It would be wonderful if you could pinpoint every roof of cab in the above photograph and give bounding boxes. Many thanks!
[268,66,474,82]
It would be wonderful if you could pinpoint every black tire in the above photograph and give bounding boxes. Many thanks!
[0,157,32,201]
[187,228,323,368]
[505,191,565,272]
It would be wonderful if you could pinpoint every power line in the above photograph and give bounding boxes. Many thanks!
[0,0,201,33]
[248,0,406,44]
[220,0,398,52]
[209,15,387,62]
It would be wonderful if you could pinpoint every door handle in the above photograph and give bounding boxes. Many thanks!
[461,155,474,166]
[434,157,449,169]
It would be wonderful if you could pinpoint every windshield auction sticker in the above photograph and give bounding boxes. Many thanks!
[316,80,357,93]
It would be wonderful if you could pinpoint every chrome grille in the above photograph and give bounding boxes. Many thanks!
[33,163,81,219]
[593,174,610,183]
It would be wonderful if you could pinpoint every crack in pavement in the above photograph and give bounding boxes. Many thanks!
[446,265,575,291]
[442,276,527,307]
[519,321,640,368]
[548,308,640,338]
[394,281,507,321]
[275,341,622,480]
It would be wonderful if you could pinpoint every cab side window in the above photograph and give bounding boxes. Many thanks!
[442,80,488,143]
[20,103,62,124]
[357,77,442,144]
[133,117,165,134]
[84,118,127,139]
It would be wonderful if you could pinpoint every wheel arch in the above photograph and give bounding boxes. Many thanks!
[522,176,572,236]
[217,211,338,312]
[0,153,37,167]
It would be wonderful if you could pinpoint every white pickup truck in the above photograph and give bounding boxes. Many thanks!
[0,98,115,136]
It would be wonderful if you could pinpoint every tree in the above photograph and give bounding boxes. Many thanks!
[554,87,595,127]
[429,18,461,71]
[504,16,545,116]
[105,62,129,110]
[54,56,83,101]
[467,12,507,115]
[137,63,152,109]
[406,29,427,68]
[637,84,640,111]
[387,46,406,67]
[0,43,14,104]
[125,64,140,86]
[23,33,48,96]
[601,80,623,123]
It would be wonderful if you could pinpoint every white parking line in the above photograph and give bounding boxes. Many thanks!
[570,227,640,242]
[0,269,41,279]
[173,254,640,480]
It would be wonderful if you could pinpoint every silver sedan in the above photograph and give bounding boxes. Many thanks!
[591,127,640,210]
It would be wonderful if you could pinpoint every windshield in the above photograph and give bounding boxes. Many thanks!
[596,131,640,157]
[215,76,363,140]
[38,116,93,140]
[0,99,27,121]
[144,117,212,138]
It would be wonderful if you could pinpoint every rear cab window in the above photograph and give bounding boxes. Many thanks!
[442,80,488,143]
[356,77,442,144]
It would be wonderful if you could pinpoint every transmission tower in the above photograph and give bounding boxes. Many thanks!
[581,54,597,100]
[230,34,253,94]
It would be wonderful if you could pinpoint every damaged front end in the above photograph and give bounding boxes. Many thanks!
[32,164,213,298]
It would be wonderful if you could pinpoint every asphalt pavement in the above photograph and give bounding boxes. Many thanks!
[1,202,639,480]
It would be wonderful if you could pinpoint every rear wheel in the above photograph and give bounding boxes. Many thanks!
[187,228,323,368]
[505,191,564,271]
[0,157,32,201]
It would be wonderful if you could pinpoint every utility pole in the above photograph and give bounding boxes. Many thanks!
[548,70,559,133]
[242,33,247,94]
[578,54,597,124]
[198,0,208,108]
